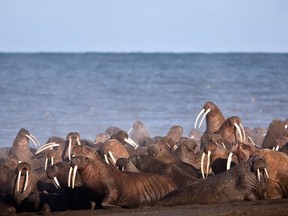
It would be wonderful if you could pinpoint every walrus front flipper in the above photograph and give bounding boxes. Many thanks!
[101,202,121,209]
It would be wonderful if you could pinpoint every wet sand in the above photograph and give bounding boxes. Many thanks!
[14,198,288,216]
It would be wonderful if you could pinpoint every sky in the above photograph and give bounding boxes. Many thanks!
[0,0,288,53]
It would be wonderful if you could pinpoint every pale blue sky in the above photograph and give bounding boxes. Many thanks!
[1,0,287,52]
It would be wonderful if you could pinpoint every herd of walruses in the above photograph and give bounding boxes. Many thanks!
[0,101,288,214]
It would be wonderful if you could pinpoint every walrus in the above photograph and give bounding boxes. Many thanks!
[69,154,177,208]
[262,119,288,150]
[215,116,245,150]
[45,160,95,210]
[194,101,226,148]
[128,154,198,187]
[9,128,41,170]
[228,141,288,199]
[166,125,184,143]
[158,155,269,206]
[115,158,141,173]
[99,139,130,166]
[147,143,200,178]
[12,162,40,212]
[129,120,151,147]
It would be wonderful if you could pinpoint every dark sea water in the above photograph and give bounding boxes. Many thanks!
[0,53,287,147]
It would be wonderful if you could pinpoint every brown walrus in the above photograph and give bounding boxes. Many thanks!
[194,101,225,148]
[69,154,177,208]
[262,119,288,150]
[158,155,269,206]
[229,141,288,199]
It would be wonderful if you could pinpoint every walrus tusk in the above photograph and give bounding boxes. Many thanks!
[199,108,210,129]
[124,137,139,149]
[68,166,73,187]
[194,108,205,129]
[25,134,40,147]
[104,154,109,164]
[44,158,48,171]
[108,151,116,164]
[257,169,261,181]
[201,152,206,179]
[285,124,288,129]
[53,177,61,189]
[127,127,133,136]
[226,152,233,170]
[206,150,211,179]
[16,170,21,192]
[247,136,256,146]
[77,138,81,146]
[51,156,54,166]
[72,165,78,189]
[23,170,29,192]
[239,123,246,142]
[68,139,72,160]
[234,123,243,142]
[264,168,269,179]
[35,142,60,154]
[274,146,279,151]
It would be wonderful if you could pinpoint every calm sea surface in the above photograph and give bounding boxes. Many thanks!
[0,53,287,147]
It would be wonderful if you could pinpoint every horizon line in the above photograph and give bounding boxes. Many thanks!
[0,51,287,54]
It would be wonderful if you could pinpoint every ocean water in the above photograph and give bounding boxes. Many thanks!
[0,53,287,147]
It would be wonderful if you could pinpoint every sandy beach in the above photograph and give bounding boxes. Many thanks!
[11,198,288,216]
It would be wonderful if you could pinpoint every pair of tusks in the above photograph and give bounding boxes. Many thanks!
[44,154,54,170]
[104,151,117,165]
[126,127,139,149]
[35,142,60,155]
[16,165,29,193]
[124,137,139,149]
[116,166,125,171]
[234,122,246,143]
[68,165,78,189]
[201,151,211,179]
[194,108,211,129]
[272,146,280,151]
[52,165,79,190]
[257,168,270,181]
[25,134,41,148]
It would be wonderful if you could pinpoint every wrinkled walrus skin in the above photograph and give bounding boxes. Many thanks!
[70,155,177,208]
